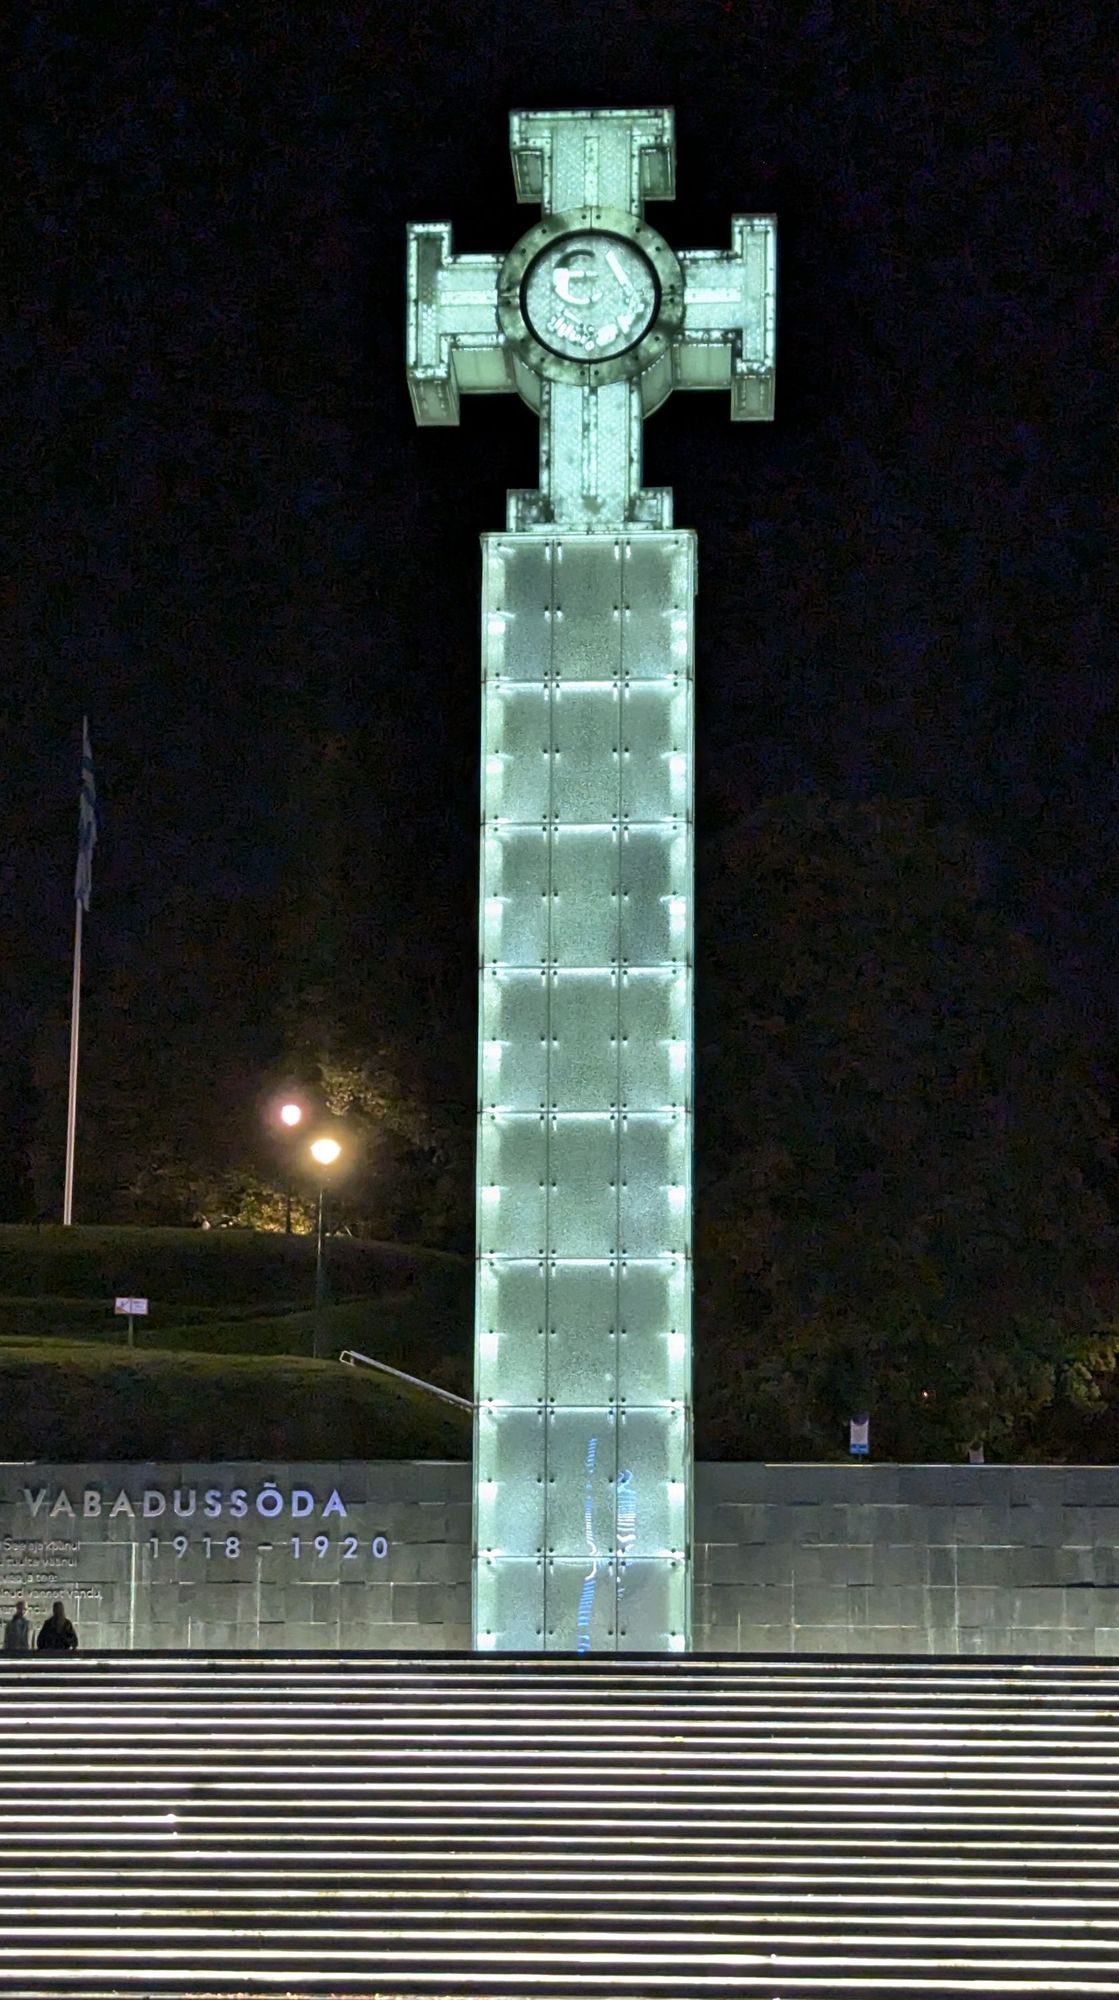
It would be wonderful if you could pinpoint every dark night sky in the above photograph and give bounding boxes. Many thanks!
[3,0,1116,1169]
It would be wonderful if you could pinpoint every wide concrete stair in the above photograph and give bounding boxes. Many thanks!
[0,1655,1117,1996]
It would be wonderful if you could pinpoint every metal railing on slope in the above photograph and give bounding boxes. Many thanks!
[338,1346,472,1410]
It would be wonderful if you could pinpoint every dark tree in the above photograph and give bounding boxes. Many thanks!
[696,797,1116,1459]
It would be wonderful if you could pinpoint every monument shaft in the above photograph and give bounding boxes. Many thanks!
[477,530,694,1649]
[406,108,775,1649]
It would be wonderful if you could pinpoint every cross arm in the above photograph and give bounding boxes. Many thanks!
[677,215,777,420]
[406,224,512,425]
[509,106,675,213]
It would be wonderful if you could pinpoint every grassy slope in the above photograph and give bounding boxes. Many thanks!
[0,1225,465,1305]
[0,1227,472,1460]
[0,1343,470,1459]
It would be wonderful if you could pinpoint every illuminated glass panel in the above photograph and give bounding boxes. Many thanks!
[474,532,694,1653]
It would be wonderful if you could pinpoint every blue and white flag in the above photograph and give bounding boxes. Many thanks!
[74,718,97,911]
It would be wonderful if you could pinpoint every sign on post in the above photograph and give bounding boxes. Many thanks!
[114,1297,149,1349]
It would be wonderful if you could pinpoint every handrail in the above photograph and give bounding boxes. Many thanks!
[338,1348,473,1411]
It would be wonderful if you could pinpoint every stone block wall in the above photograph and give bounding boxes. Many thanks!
[0,1461,472,1651]
[5,1459,1119,1653]
[695,1462,1119,1655]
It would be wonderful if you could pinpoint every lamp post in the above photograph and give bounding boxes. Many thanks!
[279,1101,303,1233]
[310,1136,342,1360]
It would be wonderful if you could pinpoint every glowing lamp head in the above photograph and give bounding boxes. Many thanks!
[279,1101,303,1128]
[310,1137,342,1168]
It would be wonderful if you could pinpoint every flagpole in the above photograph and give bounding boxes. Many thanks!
[64,716,97,1227]
[62,898,83,1226]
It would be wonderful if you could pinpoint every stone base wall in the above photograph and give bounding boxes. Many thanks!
[696,1462,1119,1656]
[0,1461,472,1652]
[3,1459,1118,1652]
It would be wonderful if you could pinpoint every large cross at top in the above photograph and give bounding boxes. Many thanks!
[407,108,775,531]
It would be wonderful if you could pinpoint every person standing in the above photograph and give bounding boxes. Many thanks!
[2,1600,31,1654]
[36,1601,78,1653]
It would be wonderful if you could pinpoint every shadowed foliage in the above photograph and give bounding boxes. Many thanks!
[696,798,1116,1459]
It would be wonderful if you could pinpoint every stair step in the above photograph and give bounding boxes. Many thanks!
[1,1654,1117,1996]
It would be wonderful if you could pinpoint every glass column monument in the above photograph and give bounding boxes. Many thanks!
[407,109,775,1650]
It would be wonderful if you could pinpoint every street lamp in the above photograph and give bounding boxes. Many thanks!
[278,1102,304,1233]
[310,1136,342,1360]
